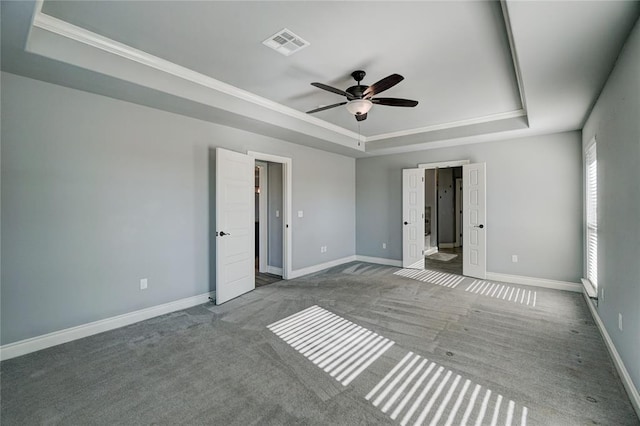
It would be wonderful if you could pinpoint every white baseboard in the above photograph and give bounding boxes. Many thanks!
[582,291,640,418]
[485,272,581,292]
[355,255,403,267]
[266,265,283,275]
[581,278,598,299]
[288,255,356,279]
[0,291,214,361]
[424,247,438,256]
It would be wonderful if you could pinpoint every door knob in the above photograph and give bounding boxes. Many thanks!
[474,224,484,229]
[218,231,231,236]
[404,221,409,225]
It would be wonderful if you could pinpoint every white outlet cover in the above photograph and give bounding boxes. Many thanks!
[512,255,518,263]
[140,278,148,290]
[276,210,280,218]
[298,210,303,218]
[618,313,623,331]
[383,243,387,249]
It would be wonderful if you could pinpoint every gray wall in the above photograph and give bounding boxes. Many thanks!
[356,131,583,282]
[1,72,356,345]
[582,19,639,392]
[268,162,283,268]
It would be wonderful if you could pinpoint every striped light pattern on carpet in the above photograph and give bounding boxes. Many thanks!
[465,280,537,307]
[394,269,465,288]
[267,306,394,386]
[366,352,529,426]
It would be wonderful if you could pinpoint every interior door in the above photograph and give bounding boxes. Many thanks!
[462,163,486,278]
[402,168,425,269]
[216,148,255,304]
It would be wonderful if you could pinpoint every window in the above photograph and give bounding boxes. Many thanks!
[585,141,597,289]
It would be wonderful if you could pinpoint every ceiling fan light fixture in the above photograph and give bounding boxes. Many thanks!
[346,99,373,116]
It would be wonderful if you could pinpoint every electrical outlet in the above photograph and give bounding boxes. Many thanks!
[298,210,304,218]
[276,210,280,218]
[383,243,387,249]
[511,255,518,263]
[140,278,148,290]
[618,313,623,331]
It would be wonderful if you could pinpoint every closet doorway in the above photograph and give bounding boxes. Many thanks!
[423,164,464,275]
[254,161,283,287]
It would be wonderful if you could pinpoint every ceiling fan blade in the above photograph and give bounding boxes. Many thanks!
[363,74,404,97]
[355,113,368,122]
[371,97,418,107]
[311,82,354,99]
[306,102,347,114]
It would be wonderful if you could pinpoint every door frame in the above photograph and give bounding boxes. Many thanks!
[400,160,471,269]
[256,162,268,273]
[248,151,292,279]
[419,160,470,252]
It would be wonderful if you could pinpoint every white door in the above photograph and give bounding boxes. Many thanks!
[462,163,486,278]
[402,168,425,269]
[216,148,255,304]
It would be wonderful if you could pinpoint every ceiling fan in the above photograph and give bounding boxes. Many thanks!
[306,70,419,122]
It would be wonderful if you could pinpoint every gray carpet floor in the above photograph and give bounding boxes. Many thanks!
[1,262,637,425]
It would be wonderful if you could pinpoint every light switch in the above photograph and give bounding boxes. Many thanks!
[276,210,280,218]
[298,210,304,218]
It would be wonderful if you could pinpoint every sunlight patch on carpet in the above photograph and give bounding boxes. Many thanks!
[366,352,529,426]
[465,280,537,307]
[394,269,465,288]
[267,306,394,386]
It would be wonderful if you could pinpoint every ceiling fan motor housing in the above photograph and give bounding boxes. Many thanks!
[346,85,368,99]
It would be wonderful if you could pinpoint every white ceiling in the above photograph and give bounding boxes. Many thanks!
[2,1,639,157]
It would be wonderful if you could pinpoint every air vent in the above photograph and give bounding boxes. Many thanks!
[262,28,310,56]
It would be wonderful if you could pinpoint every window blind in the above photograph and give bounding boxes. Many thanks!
[585,143,597,288]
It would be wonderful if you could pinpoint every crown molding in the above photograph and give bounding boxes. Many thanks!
[31,11,362,143]
[366,110,527,143]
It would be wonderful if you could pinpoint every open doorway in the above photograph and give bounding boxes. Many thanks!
[254,161,283,287]
[402,160,486,278]
[424,167,463,274]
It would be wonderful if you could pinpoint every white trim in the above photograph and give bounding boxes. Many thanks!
[582,291,640,417]
[500,1,529,115]
[355,255,403,267]
[0,292,214,361]
[439,242,455,249]
[256,163,268,273]
[424,247,438,256]
[485,272,581,292]
[266,266,283,276]
[366,110,526,142]
[418,160,470,169]
[30,12,361,143]
[247,151,292,280]
[288,256,357,279]
[581,278,598,299]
